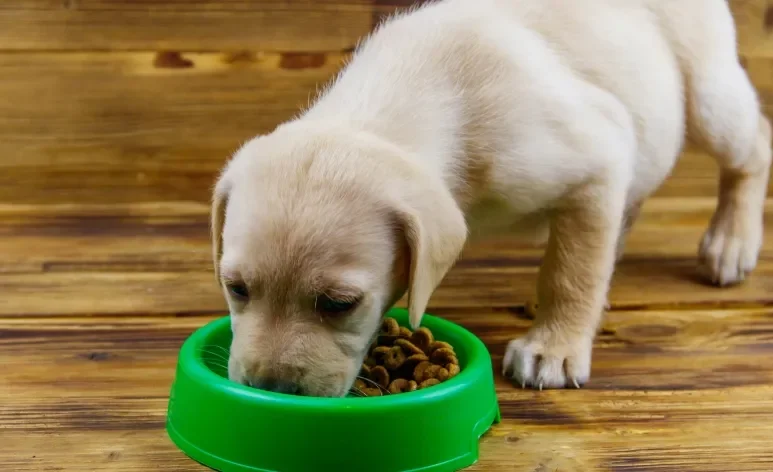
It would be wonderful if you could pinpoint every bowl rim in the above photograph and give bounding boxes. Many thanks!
[178,308,491,410]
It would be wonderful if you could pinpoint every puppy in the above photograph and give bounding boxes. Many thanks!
[213,0,771,395]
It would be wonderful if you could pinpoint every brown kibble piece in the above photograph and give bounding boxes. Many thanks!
[431,347,459,366]
[369,365,390,389]
[436,367,450,382]
[384,346,407,370]
[359,364,371,377]
[354,378,367,390]
[379,325,412,346]
[392,353,429,380]
[410,327,434,353]
[403,353,429,368]
[394,338,425,356]
[381,317,400,336]
[388,378,418,394]
[413,361,432,383]
[428,341,453,354]
[418,364,449,382]
[419,378,441,389]
[364,356,377,368]
[371,346,392,365]
[447,363,460,378]
[361,387,383,396]
[425,364,442,380]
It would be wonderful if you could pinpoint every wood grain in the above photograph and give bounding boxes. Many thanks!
[3,1,773,471]
[0,1,374,52]
[0,51,345,204]
[0,0,766,55]
[2,198,771,316]
[0,3,772,205]
[3,307,773,471]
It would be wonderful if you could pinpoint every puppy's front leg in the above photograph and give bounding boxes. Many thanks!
[503,179,627,389]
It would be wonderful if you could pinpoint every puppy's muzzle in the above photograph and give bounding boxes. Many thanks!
[247,376,302,395]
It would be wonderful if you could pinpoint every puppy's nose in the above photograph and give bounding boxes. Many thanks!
[249,377,301,395]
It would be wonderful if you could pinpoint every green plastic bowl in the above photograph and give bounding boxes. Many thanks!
[166,308,500,472]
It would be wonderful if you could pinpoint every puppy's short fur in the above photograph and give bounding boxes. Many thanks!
[213,0,771,395]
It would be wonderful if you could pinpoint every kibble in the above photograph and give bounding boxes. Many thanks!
[353,317,461,397]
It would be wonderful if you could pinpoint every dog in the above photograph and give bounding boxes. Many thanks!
[212,0,771,396]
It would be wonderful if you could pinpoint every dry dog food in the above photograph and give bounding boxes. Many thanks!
[352,317,461,396]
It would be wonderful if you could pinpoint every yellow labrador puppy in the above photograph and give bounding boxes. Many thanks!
[213,0,771,395]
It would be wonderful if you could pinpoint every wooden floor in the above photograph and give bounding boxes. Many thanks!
[2,1,773,471]
[4,197,773,471]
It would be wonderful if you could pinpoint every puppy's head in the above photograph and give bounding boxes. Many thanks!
[212,123,467,397]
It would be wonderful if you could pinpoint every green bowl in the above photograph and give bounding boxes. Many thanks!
[166,308,500,472]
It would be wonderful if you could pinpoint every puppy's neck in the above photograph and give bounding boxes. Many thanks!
[300,59,468,187]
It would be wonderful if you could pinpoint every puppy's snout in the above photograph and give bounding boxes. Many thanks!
[248,377,302,395]
[229,319,358,397]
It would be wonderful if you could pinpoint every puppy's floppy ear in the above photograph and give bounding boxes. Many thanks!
[393,181,467,329]
[211,175,231,282]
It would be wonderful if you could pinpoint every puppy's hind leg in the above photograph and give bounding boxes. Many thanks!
[660,0,772,285]
[686,50,771,285]
[697,108,771,286]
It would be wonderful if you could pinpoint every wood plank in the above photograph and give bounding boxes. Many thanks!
[0,1,767,54]
[729,0,773,57]
[3,307,773,470]
[0,50,347,204]
[1,198,772,316]
[0,0,374,52]
[1,38,772,206]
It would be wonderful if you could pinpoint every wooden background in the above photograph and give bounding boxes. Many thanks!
[2,1,773,471]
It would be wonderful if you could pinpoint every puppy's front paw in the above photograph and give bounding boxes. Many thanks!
[698,206,762,286]
[502,326,592,390]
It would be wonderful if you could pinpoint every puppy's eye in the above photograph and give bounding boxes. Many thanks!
[316,294,359,315]
[226,281,249,301]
